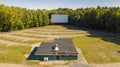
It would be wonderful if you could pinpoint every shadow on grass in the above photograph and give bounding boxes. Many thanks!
[86,32,120,45]
[62,24,120,45]
[62,25,87,30]
[85,28,120,45]
[27,47,38,60]
[118,51,120,53]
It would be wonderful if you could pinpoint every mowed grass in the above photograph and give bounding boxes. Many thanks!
[40,25,71,30]
[11,34,48,39]
[0,25,120,64]
[0,44,39,65]
[0,36,41,44]
[72,34,120,64]
[24,31,87,35]
[0,44,31,64]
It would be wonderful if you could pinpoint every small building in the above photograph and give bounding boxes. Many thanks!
[35,38,78,61]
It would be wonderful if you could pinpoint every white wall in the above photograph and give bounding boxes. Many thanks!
[51,15,68,23]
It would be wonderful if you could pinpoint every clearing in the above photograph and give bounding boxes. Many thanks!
[0,25,120,67]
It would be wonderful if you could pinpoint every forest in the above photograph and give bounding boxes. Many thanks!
[0,4,120,32]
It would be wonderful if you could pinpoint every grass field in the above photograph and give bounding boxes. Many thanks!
[0,25,120,65]
[0,44,30,64]
[0,36,42,44]
[0,44,39,65]
[72,33,120,64]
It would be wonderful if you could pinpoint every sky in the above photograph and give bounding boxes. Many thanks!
[0,0,120,10]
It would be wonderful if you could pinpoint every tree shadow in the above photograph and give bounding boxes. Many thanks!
[86,30,120,45]
[62,25,86,30]
[27,47,38,60]
[118,51,120,53]
[61,25,120,45]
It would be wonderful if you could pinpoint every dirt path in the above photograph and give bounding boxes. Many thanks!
[22,32,90,38]
[0,34,39,41]
[0,28,89,46]
[76,48,88,64]
[0,39,29,46]
[0,63,37,67]
[91,62,120,67]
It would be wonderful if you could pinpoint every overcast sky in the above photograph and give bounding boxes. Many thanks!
[0,0,120,9]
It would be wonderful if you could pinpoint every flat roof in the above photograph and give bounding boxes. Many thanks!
[35,38,78,55]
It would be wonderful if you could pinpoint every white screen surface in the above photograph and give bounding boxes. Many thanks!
[51,15,68,23]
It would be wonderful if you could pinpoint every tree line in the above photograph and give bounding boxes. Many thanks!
[0,4,49,31]
[50,7,120,33]
[0,4,120,32]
